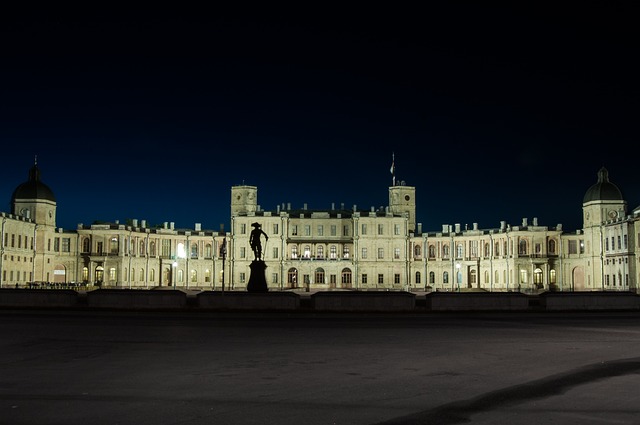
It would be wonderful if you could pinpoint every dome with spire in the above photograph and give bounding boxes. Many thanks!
[583,167,623,203]
[11,162,56,203]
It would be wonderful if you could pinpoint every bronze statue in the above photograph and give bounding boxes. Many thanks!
[249,222,268,261]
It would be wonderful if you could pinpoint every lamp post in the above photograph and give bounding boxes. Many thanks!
[221,236,227,294]
[456,262,461,292]
[172,261,177,290]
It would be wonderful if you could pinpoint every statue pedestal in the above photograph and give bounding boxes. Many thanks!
[247,260,268,292]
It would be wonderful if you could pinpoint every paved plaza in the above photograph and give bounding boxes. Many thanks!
[1,309,640,424]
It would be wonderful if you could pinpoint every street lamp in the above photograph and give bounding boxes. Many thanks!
[172,261,177,290]
[456,263,461,292]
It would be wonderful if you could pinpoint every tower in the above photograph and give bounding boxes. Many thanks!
[230,185,258,217]
[11,160,57,227]
[388,183,416,233]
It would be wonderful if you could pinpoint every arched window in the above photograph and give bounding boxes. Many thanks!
[414,244,422,257]
[429,271,435,284]
[548,239,556,255]
[110,237,118,254]
[343,246,350,259]
[139,240,145,256]
[519,239,528,255]
[317,245,324,259]
[205,269,211,283]
[428,244,436,258]
[150,268,155,282]
[456,243,463,259]
[139,268,144,281]
[330,245,337,259]
[315,268,325,285]
[205,243,212,258]
[82,238,90,253]
[484,270,489,284]
[341,268,352,285]
[304,245,311,258]
[150,241,156,257]
[534,268,543,285]
[484,243,490,257]
[130,239,136,255]
[191,243,198,258]
[190,269,197,283]
[443,271,449,284]
[291,245,298,258]
[494,241,500,256]
[287,268,298,287]
[549,269,556,284]
[442,244,449,258]
[415,271,421,284]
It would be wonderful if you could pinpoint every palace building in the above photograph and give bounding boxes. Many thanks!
[1,162,639,292]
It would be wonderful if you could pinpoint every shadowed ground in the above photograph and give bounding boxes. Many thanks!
[1,310,640,425]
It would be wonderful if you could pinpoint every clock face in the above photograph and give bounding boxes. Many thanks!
[608,210,618,219]
[404,195,410,201]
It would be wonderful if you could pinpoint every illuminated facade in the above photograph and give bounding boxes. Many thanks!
[1,163,639,292]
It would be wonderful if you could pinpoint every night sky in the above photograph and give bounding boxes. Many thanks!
[1,5,638,233]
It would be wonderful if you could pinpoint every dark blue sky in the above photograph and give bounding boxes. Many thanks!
[1,5,638,233]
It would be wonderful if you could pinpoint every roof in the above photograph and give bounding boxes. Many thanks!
[11,164,56,203]
[582,167,623,203]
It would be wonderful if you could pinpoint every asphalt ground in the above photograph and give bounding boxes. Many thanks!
[1,309,640,425]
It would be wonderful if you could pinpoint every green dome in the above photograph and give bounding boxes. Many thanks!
[583,167,623,203]
[11,164,56,203]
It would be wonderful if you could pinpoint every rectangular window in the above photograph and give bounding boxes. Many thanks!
[568,240,577,254]
[394,248,400,259]
[272,273,278,284]
[272,247,278,259]
[377,248,384,259]
[240,223,246,234]
[361,224,367,235]
[394,274,400,284]
[330,225,337,236]
[317,225,323,236]
[394,224,400,235]
[378,224,384,235]
[617,236,621,250]
[239,273,246,283]
[304,225,311,236]
[579,240,585,254]
[17,235,21,249]
[62,238,70,253]
[54,238,60,252]
[624,234,628,249]
[162,240,171,257]
[362,274,367,284]
[330,275,336,285]
[606,238,609,251]
[378,274,384,284]
[343,225,349,236]
[272,223,279,234]
[240,247,246,258]
[292,225,298,236]
[361,247,367,259]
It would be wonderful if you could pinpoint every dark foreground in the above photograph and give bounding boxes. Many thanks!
[1,310,640,425]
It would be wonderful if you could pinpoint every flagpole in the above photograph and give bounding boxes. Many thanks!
[390,152,395,186]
